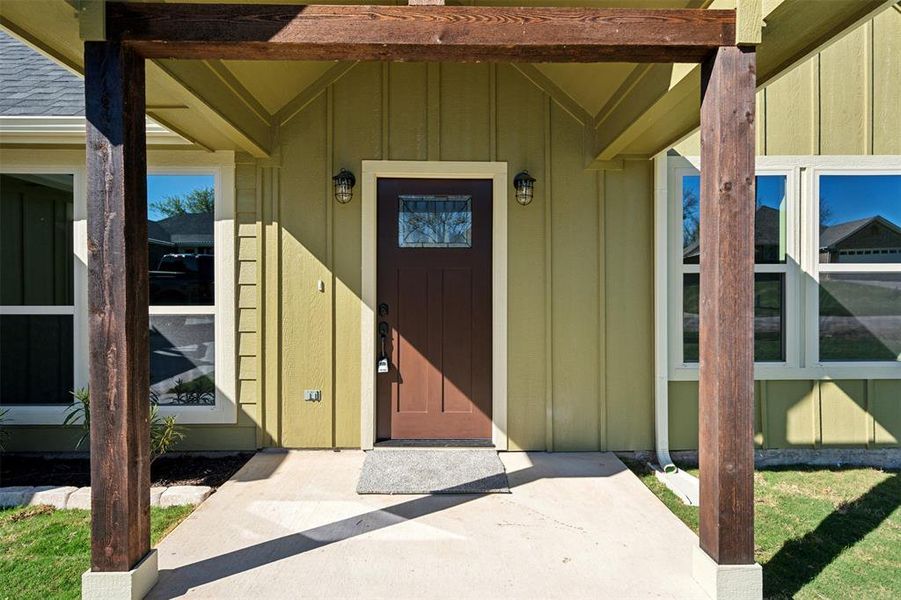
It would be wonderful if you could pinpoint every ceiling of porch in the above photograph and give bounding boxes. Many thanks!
[0,0,894,160]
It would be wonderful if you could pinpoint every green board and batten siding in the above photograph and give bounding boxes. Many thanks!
[233,63,653,451]
[4,11,897,453]
[671,8,901,450]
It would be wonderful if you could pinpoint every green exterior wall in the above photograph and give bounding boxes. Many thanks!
[669,9,901,451]
[3,11,898,454]
[233,63,655,452]
[669,380,901,450]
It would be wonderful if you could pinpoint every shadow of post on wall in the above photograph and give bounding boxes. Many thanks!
[762,472,900,599]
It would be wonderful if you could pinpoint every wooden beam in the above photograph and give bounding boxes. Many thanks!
[105,3,735,63]
[85,40,151,572]
[698,45,756,566]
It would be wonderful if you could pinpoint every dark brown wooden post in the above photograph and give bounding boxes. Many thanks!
[698,45,756,566]
[85,40,151,573]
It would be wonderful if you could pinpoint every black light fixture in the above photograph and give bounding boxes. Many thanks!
[332,168,356,204]
[513,170,536,206]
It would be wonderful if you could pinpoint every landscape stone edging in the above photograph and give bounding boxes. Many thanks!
[0,485,212,509]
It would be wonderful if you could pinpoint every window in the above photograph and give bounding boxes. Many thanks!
[679,173,789,363]
[665,155,901,380]
[398,195,472,248]
[0,174,76,406]
[815,174,901,363]
[147,174,217,405]
[1,155,235,425]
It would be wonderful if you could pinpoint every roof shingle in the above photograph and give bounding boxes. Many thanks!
[0,29,84,116]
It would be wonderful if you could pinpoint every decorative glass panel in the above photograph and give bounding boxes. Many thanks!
[818,175,901,264]
[0,315,73,405]
[0,174,74,305]
[683,273,785,363]
[682,175,787,265]
[819,272,901,362]
[398,195,472,248]
[150,314,216,405]
[148,175,215,305]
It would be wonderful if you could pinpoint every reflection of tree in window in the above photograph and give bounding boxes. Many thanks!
[682,186,699,250]
[399,196,472,248]
[147,182,215,306]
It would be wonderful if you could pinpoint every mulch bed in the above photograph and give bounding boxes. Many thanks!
[0,452,254,489]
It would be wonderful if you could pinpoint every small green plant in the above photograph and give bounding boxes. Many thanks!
[0,407,10,451]
[63,388,184,462]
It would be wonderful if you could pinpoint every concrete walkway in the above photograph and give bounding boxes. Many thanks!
[149,451,708,600]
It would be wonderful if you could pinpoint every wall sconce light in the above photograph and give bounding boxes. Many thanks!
[332,168,356,204]
[513,170,536,206]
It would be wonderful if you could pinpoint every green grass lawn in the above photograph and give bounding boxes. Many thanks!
[623,460,901,600]
[0,505,193,600]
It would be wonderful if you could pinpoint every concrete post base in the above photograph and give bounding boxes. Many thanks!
[692,546,762,600]
[82,549,158,600]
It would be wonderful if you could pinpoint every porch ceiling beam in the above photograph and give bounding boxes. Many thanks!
[104,3,736,63]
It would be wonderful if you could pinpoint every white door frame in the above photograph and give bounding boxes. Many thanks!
[360,160,508,450]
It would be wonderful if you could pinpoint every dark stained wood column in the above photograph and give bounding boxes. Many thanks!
[698,45,756,566]
[84,41,151,572]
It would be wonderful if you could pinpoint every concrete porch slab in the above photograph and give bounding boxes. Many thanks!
[148,451,708,600]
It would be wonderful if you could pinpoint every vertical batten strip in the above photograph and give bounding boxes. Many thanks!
[596,170,607,451]
[489,64,498,162]
[327,84,337,448]
[427,63,441,161]
[381,63,390,158]
[255,163,267,447]
[543,94,554,452]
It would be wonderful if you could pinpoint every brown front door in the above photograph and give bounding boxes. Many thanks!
[376,178,492,440]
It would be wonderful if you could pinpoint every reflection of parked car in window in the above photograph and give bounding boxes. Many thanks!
[149,254,214,305]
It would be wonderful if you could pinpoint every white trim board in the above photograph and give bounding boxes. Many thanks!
[360,160,509,450]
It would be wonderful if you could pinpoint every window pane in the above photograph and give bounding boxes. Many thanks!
[819,175,901,264]
[0,315,73,405]
[682,175,787,265]
[150,314,215,406]
[398,195,472,248]
[0,174,74,305]
[683,273,785,363]
[148,175,215,305]
[819,272,901,362]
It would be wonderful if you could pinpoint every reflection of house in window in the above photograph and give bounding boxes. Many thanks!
[819,216,901,264]
[683,205,783,264]
[148,212,215,305]
[148,212,214,269]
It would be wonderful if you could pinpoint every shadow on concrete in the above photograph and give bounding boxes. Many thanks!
[148,453,626,599]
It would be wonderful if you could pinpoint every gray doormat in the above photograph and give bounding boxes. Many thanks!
[357,449,510,494]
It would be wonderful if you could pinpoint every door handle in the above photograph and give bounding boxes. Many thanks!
[377,321,390,373]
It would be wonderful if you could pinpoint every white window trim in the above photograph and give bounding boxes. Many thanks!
[663,154,901,382]
[0,149,236,425]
